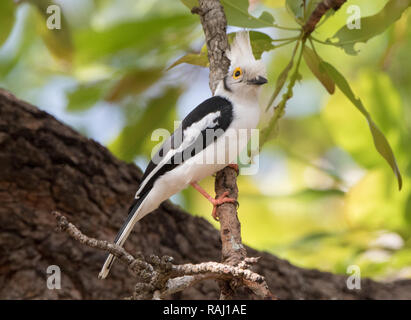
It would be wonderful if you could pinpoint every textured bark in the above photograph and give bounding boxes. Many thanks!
[195,0,246,268]
[1,88,411,299]
[194,0,247,299]
[194,0,231,94]
[214,168,246,266]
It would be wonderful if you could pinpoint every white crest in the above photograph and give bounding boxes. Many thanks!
[226,31,265,77]
[226,31,255,68]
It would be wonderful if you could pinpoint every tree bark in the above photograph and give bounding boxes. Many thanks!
[194,0,248,299]
[1,88,411,299]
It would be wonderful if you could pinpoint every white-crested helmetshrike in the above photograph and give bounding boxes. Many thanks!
[99,32,267,279]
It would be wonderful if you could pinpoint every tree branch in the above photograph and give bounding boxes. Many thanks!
[193,0,231,94]
[52,211,273,299]
[192,0,351,299]
[193,0,250,299]
[303,0,347,37]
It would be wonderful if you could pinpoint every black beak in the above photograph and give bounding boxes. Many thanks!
[247,76,268,85]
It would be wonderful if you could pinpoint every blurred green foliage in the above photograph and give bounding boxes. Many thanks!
[0,0,411,280]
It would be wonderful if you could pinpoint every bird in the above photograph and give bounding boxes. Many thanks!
[99,31,267,279]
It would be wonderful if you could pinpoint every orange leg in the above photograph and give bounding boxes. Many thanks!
[190,182,236,221]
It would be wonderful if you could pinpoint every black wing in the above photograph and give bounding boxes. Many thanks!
[134,95,233,199]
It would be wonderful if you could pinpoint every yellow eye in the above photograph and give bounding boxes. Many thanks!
[232,67,242,79]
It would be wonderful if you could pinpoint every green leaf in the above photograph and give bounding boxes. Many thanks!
[75,14,196,63]
[66,81,107,112]
[330,0,411,55]
[180,0,197,9]
[229,31,275,58]
[270,60,294,106]
[262,0,284,8]
[265,41,301,111]
[320,61,402,190]
[109,87,181,162]
[303,46,335,94]
[0,0,16,46]
[168,44,209,69]
[168,52,209,69]
[105,69,163,102]
[221,0,275,28]
[0,5,37,77]
[249,31,275,59]
[286,0,304,25]
[30,0,74,63]
[258,11,275,25]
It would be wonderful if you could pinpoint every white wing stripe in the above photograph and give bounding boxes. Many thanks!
[134,111,222,198]
[135,147,178,197]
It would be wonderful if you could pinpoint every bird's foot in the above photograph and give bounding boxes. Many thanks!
[227,164,239,175]
[211,191,236,221]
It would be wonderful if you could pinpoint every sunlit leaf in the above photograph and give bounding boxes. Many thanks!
[258,11,275,25]
[363,72,402,134]
[262,0,285,8]
[330,0,411,55]
[168,44,209,69]
[0,0,16,46]
[303,46,335,94]
[320,61,402,190]
[221,0,275,28]
[286,0,304,25]
[167,53,209,70]
[270,59,293,106]
[249,30,275,59]
[265,41,300,111]
[168,52,209,69]
[30,0,74,63]
[109,87,181,162]
[105,69,163,102]
[229,31,275,58]
[0,5,37,77]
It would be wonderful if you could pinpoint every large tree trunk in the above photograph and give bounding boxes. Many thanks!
[0,88,410,299]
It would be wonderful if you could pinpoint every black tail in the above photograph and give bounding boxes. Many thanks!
[99,192,148,279]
